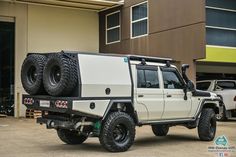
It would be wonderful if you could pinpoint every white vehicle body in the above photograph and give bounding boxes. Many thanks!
[22,52,221,152]
[197,80,236,119]
[78,54,132,98]
[56,54,219,122]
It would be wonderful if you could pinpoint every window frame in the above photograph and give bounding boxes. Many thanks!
[105,10,121,45]
[136,65,160,89]
[130,1,149,39]
[161,67,185,90]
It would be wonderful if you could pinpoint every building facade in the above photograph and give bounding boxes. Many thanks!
[99,0,206,81]
[197,0,236,80]
[0,0,206,117]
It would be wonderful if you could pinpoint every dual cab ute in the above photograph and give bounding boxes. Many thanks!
[21,52,221,152]
[197,80,236,120]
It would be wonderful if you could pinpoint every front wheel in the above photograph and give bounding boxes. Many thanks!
[99,112,136,152]
[198,108,216,141]
[57,129,88,145]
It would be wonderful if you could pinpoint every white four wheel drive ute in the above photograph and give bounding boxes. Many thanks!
[21,52,221,152]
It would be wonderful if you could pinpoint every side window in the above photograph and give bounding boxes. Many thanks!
[216,81,236,90]
[196,82,211,91]
[137,70,146,88]
[131,1,148,38]
[106,11,120,44]
[137,69,159,88]
[162,70,184,89]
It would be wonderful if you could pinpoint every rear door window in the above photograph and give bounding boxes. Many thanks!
[196,82,211,91]
[137,67,159,88]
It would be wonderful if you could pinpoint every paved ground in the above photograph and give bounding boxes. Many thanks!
[0,117,235,157]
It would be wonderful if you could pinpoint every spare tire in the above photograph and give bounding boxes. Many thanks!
[43,54,78,96]
[21,54,46,95]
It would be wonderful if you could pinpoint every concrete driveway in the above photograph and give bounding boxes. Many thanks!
[0,117,235,157]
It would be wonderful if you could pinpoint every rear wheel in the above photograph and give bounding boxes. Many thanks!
[57,129,88,145]
[99,112,135,152]
[198,108,216,141]
[152,124,169,136]
[43,54,78,96]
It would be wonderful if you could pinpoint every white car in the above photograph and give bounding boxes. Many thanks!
[197,80,236,120]
[21,52,220,152]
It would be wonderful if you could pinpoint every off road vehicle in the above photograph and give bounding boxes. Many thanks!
[197,80,236,121]
[21,51,221,152]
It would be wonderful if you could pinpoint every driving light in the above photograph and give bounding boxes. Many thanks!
[24,98,34,105]
[55,100,68,109]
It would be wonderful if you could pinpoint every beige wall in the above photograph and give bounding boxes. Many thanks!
[0,2,99,117]
[28,5,99,52]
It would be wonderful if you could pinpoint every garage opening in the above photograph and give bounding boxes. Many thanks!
[197,73,236,81]
[197,62,236,81]
[0,21,15,116]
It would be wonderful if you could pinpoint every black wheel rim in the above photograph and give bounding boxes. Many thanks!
[50,65,61,85]
[27,66,37,84]
[112,124,129,143]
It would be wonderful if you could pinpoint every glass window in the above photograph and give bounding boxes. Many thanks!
[107,13,120,28]
[206,28,236,47]
[137,70,146,88]
[216,81,236,90]
[206,0,236,10]
[206,8,236,29]
[137,69,159,88]
[145,70,159,88]
[132,3,148,21]
[106,11,120,44]
[131,2,148,38]
[196,82,211,91]
[162,71,184,89]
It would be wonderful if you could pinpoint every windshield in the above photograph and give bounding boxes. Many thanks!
[196,82,211,91]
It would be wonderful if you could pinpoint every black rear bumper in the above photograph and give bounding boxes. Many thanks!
[23,94,73,114]
[22,94,100,118]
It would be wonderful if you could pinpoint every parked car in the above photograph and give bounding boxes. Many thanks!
[197,80,236,120]
[21,52,220,152]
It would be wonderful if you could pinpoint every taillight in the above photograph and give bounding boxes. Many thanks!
[24,98,34,105]
[55,100,68,109]
[234,96,236,101]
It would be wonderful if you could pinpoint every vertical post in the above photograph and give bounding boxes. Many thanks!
[0,23,2,110]
[16,92,20,118]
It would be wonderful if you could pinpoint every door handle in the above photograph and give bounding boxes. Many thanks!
[138,95,144,97]
[166,94,172,98]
